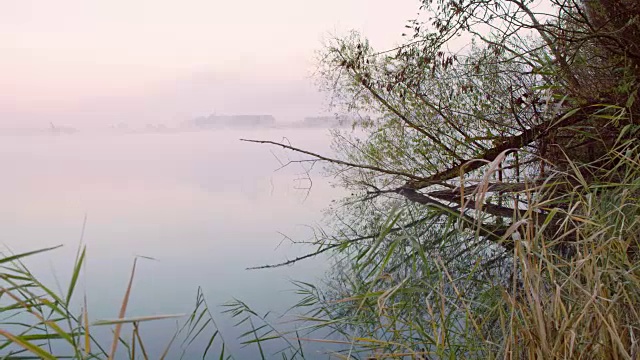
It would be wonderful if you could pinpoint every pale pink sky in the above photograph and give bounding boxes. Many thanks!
[0,0,417,128]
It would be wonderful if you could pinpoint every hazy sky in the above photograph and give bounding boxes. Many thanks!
[0,0,418,128]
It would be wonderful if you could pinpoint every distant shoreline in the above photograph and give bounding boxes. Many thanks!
[0,114,365,136]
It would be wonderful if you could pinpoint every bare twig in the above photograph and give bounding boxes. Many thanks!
[240,138,429,182]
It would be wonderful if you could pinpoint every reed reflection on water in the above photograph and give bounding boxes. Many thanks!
[0,127,342,357]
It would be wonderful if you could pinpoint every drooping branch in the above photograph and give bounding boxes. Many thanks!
[366,184,526,218]
[404,106,590,190]
[242,105,591,242]
[240,138,431,182]
[243,107,588,195]
[396,188,514,250]
[426,190,526,218]
[246,215,433,270]
[426,181,541,197]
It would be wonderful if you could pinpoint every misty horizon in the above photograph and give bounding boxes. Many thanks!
[1,0,417,129]
[1,1,417,357]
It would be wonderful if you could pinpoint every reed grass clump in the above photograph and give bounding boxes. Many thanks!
[2,139,639,359]
[0,245,230,359]
[280,134,640,359]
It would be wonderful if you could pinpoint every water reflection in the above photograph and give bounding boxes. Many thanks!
[0,128,341,357]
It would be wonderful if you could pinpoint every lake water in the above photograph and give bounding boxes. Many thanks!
[0,128,344,358]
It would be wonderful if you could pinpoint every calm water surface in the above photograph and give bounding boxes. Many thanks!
[0,128,343,358]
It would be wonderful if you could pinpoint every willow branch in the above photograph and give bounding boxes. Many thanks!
[240,138,429,182]
[247,215,432,270]
[404,107,589,190]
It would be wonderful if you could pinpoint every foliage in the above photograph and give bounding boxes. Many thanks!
[3,0,640,358]
[0,244,233,359]
[238,0,640,358]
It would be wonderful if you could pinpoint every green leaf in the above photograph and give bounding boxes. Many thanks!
[92,313,186,326]
[0,245,63,265]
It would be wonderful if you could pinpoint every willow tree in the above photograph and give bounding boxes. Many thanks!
[246,0,638,265]
[244,0,640,357]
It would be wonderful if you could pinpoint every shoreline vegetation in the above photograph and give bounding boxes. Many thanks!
[2,0,640,358]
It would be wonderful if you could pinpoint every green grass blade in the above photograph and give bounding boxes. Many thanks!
[0,330,57,360]
[0,246,62,265]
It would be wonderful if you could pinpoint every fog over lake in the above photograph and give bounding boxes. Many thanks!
[0,2,419,356]
[0,128,343,357]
